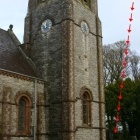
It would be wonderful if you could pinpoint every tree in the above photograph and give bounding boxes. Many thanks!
[129,53,140,80]
[105,79,137,139]
[103,41,130,85]
[103,40,140,84]
[103,40,140,140]
[105,82,118,140]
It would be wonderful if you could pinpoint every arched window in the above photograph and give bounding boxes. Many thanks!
[82,91,91,125]
[17,95,31,135]
[18,98,26,130]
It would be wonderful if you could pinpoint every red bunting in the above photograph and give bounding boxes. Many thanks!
[126,35,130,44]
[114,1,135,133]
[121,70,126,78]
[118,92,123,100]
[123,59,127,67]
[120,81,124,89]
[124,47,129,56]
[117,102,121,111]
[115,114,120,122]
[114,125,118,133]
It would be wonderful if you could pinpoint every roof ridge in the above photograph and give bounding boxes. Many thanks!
[7,29,21,46]
[18,45,43,78]
[0,28,41,78]
[0,28,7,32]
[7,29,42,78]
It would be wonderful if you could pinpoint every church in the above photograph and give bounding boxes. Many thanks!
[0,0,106,140]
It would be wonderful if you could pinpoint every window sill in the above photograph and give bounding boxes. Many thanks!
[79,124,92,128]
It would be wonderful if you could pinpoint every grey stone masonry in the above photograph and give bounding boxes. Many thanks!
[24,0,106,140]
[0,71,46,140]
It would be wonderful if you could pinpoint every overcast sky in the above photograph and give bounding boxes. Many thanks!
[98,0,140,55]
[0,0,140,54]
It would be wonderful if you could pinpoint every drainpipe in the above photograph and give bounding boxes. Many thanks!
[34,79,37,140]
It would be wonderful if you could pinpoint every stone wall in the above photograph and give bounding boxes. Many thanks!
[73,1,103,139]
[24,0,105,140]
[0,73,47,140]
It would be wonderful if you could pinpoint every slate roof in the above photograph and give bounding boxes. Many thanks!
[0,28,39,78]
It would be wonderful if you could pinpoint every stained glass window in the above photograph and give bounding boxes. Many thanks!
[18,98,26,130]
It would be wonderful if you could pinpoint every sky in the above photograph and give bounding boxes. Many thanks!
[0,0,28,43]
[98,0,140,55]
[0,0,140,54]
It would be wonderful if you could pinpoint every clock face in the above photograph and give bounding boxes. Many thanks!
[81,21,89,35]
[41,19,52,33]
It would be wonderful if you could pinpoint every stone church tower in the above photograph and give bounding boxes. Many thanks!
[0,0,105,140]
[23,0,105,140]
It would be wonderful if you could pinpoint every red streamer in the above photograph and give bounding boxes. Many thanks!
[118,92,123,100]
[113,1,135,133]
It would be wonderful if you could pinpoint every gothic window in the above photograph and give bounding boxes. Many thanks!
[17,95,31,135]
[82,91,91,125]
